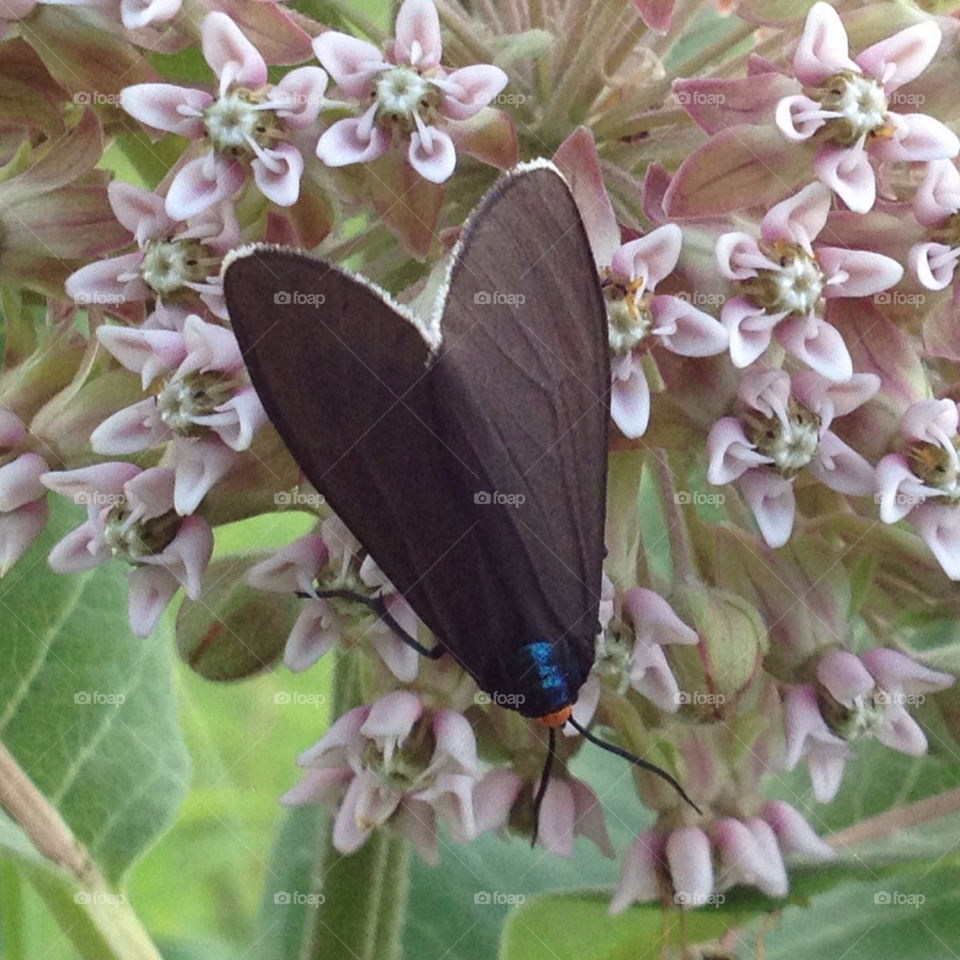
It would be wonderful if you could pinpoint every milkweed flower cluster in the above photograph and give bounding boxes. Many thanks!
[5,0,960,924]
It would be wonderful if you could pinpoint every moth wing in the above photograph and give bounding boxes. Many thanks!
[223,247,504,644]
[430,164,610,675]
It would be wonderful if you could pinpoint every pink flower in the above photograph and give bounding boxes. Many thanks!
[246,516,421,682]
[664,827,717,907]
[121,13,328,218]
[91,315,266,515]
[775,3,958,213]
[782,685,851,803]
[0,409,49,575]
[707,366,878,547]
[609,830,665,913]
[783,649,952,802]
[283,692,480,863]
[313,0,507,183]
[909,160,960,292]
[611,803,833,914]
[717,182,902,380]
[40,463,213,636]
[603,225,728,437]
[65,182,238,320]
[762,801,835,861]
[471,768,523,838]
[534,774,614,859]
[712,817,788,898]
[876,399,960,578]
[593,587,699,712]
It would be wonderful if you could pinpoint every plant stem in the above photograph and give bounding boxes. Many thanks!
[305,828,410,960]
[669,18,756,80]
[0,741,90,879]
[434,0,495,65]
[827,786,960,847]
[0,739,164,960]
[654,452,697,585]
[539,0,624,139]
[303,0,387,44]
[299,653,412,960]
[0,861,25,960]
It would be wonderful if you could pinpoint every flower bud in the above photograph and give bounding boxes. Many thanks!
[176,555,298,680]
[31,370,145,466]
[668,584,768,716]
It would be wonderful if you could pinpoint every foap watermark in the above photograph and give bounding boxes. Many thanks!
[74,891,127,905]
[875,690,926,707]
[675,690,726,707]
[74,491,126,508]
[73,91,121,106]
[675,90,726,106]
[474,691,526,708]
[874,291,925,306]
[474,890,526,906]
[274,691,326,708]
[274,290,327,308]
[674,491,725,506]
[74,691,126,706]
[674,290,726,307]
[874,491,926,508]
[473,291,526,306]
[275,489,325,509]
[674,890,725,908]
[874,890,925,907]
[274,890,325,906]
[889,92,926,108]
[73,291,126,306]
[494,92,527,106]
[474,490,526,508]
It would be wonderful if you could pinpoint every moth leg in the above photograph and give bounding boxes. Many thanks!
[300,588,446,660]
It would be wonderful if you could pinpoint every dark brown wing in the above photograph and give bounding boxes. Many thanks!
[223,164,609,711]
[427,163,610,688]
[221,246,526,658]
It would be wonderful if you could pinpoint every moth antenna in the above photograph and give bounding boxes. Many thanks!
[531,726,557,848]
[567,717,702,815]
[301,588,445,659]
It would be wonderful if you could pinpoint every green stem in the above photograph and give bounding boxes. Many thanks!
[596,17,757,137]
[827,786,960,848]
[654,452,697,586]
[0,861,25,960]
[299,654,411,960]
[303,822,410,960]
[538,0,624,139]
[576,6,646,120]
[528,0,551,105]
[550,0,595,83]
[0,740,164,960]
[301,0,387,44]
[668,18,756,80]
[434,0,495,65]
[591,105,689,143]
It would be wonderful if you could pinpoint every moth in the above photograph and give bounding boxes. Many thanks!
[223,162,696,829]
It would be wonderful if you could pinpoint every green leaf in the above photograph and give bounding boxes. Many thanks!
[255,806,330,960]
[750,861,960,959]
[0,812,162,960]
[403,744,651,960]
[0,499,189,883]
[500,891,758,960]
